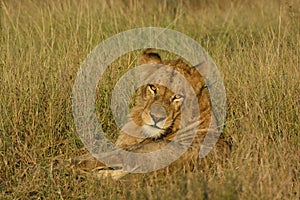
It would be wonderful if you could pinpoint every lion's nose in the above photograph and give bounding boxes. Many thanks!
[149,104,167,123]
[150,113,166,123]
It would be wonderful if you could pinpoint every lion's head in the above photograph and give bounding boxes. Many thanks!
[119,49,212,145]
[130,83,184,139]
[114,48,216,152]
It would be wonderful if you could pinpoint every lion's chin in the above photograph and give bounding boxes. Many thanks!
[142,125,164,139]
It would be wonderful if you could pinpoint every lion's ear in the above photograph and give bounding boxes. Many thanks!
[138,48,162,65]
[194,61,210,79]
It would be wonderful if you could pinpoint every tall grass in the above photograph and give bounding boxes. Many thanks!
[1,0,299,199]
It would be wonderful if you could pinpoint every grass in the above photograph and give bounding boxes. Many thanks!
[1,0,299,199]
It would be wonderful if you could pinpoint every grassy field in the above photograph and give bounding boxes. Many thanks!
[1,0,299,199]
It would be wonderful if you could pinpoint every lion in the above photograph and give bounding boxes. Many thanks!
[67,48,231,179]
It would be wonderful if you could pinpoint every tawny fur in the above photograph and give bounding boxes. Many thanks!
[67,49,231,178]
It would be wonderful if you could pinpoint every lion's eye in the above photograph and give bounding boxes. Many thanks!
[172,94,184,102]
[148,84,157,95]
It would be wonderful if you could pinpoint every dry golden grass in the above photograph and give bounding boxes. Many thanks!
[1,0,299,199]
